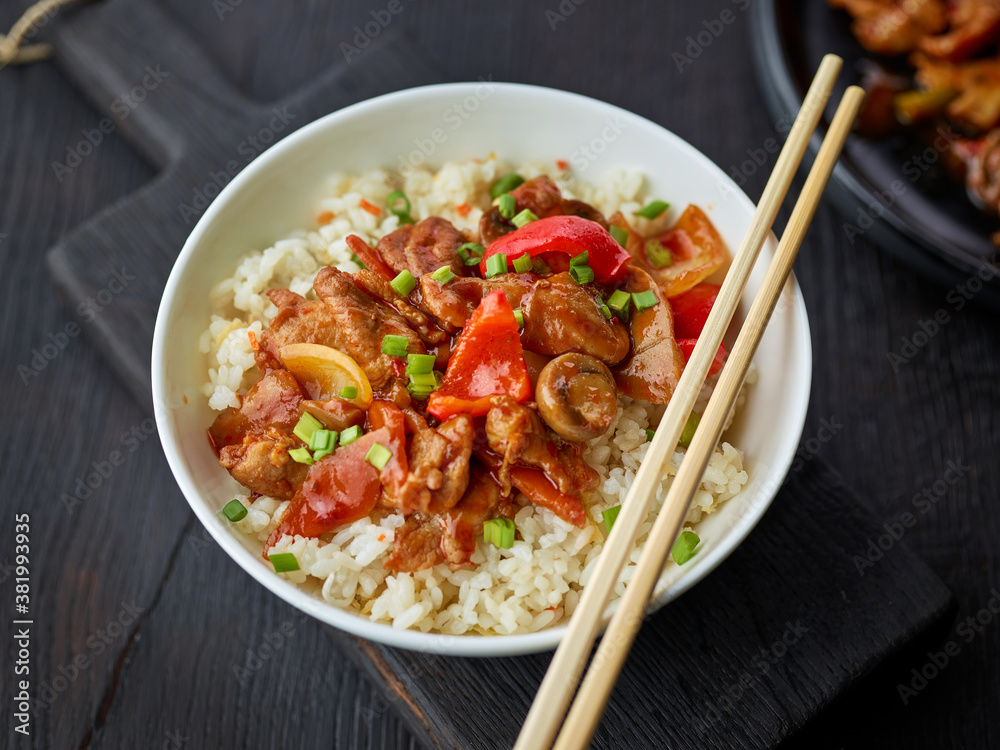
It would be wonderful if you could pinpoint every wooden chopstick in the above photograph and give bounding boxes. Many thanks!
[513,53,844,750]
[550,84,867,750]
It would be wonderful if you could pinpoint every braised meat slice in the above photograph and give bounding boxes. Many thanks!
[370,216,471,279]
[387,414,476,515]
[219,427,309,500]
[613,267,685,404]
[208,369,307,450]
[418,273,535,331]
[829,0,947,56]
[485,396,599,498]
[352,268,447,345]
[520,272,630,365]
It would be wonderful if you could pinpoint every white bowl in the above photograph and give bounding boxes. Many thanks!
[152,82,811,656]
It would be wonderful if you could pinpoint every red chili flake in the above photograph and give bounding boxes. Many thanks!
[247,331,260,351]
[556,159,569,171]
[455,203,472,217]
[359,198,382,216]
[317,210,335,224]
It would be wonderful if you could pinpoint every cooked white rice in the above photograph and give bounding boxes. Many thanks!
[202,157,753,635]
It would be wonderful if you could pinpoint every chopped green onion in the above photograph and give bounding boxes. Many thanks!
[485,253,508,278]
[569,250,589,266]
[532,257,551,275]
[483,517,516,548]
[222,499,247,522]
[609,225,629,247]
[349,252,368,270]
[430,265,457,285]
[270,552,300,573]
[365,442,392,470]
[602,505,621,533]
[511,208,538,228]
[408,372,438,388]
[340,425,362,446]
[635,200,670,220]
[458,242,485,266]
[313,448,335,461]
[489,173,525,199]
[632,290,658,311]
[339,385,358,400]
[406,353,436,375]
[671,530,700,565]
[386,190,415,224]
[309,429,337,452]
[607,289,631,322]
[645,428,655,442]
[645,238,673,268]
[569,264,595,285]
[293,412,323,443]
[390,269,417,297]
[498,193,516,220]
[513,309,524,328]
[381,334,409,357]
[512,253,533,273]
[678,412,700,448]
[600,303,612,320]
[288,447,314,465]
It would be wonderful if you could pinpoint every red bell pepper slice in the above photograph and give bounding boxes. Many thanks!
[676,338,726,376]
[478,215,630,284]
[669,283,721,339]
[509,466,586,528]
[647,206,727,298]
[427,290,531,419]
[367,400,409,496]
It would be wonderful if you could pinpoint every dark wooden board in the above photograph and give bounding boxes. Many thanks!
[3,1,998,749]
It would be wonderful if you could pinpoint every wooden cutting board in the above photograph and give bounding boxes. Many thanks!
[43,2,956,747]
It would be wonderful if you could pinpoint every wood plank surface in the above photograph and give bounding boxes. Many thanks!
[0,1,997,749]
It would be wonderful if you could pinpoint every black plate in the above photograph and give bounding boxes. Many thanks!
[750,0,1000,309]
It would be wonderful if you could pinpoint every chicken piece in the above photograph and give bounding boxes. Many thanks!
[219,427,309,500]
[479,175,608,245]
[485,396,599,497]
[352,268,447,345]
[955,129,1000,212]
[418,273,535,331]
[520,272,630,365]
[612,267,685,404]
[208,369,307,450]
[387,414,476,515]
[256,269,424,392]
[913,53,1000,131]
[831,0,947,56]
[369,216,471,279]
[918,0,1000,61]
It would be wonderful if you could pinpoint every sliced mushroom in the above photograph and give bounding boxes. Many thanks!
[535,353,618,442]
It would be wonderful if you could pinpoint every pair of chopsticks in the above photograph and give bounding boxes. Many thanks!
[514,54,864,750]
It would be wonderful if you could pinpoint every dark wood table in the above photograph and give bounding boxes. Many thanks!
[1,1,997,748]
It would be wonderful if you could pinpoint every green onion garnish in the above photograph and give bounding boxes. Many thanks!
[485,253,508,279]
[607,290,631,322]
[569,264,595,285]
[513,309,524,328]
[386,189,415,224]
[406,353,436,375]
[408,372,437,388]
[671,530,700,565]
[600,303,612,320]
[512,208,538,228]
[289,447,314,465]
[632,290,658,311]
[635,200,670,220]
[349,252,368,270]
[678,412,700,448]
[390,270,416,297]
[645,428,655,442]
[512,253,533,273]
[569,251,589,266]
[430,265,457,285]
[645,238,672,268]
[340,425,362,446]
[381,334,409,357]
[602,505,621,533]
[339,385,358,400]
[483,517,516,548]
[458,242,485,266]
[609,225,629,248]
[293,412,323,443]
[270,552,300,573]
[365,442,392,470]
[222,499,247,522]
[313,448,335,462]
[532,257,551,275]
[489,173,525,199]
[309,429,337,452]
[498,193,516,220]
